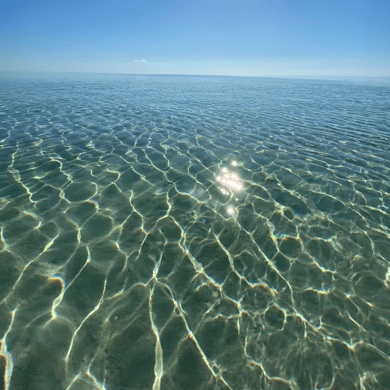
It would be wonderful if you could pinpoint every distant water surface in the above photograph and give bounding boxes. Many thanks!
[0,73,390,390]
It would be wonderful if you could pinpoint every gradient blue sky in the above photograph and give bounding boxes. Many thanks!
[1,0,389,77]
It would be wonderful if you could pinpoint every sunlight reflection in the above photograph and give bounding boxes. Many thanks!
[216,168,243,193]
[215,162,244,218]
[227,206,235,215]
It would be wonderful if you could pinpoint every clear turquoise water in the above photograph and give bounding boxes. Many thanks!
[0,73,390,390]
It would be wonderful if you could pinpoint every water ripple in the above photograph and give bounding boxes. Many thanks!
[0,74,390,390]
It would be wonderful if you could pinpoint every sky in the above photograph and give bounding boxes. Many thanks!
[0,0,389,77]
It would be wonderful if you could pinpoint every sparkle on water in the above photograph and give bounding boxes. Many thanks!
[0,73,390,390]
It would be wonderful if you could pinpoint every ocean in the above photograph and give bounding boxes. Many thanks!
[0,72,389,390]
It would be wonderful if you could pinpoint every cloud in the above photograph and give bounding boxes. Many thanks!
[133,60,147,62]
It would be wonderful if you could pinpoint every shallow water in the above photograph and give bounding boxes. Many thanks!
[0,73,390,390]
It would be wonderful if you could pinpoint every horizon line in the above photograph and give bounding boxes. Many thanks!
[1,70,389,82]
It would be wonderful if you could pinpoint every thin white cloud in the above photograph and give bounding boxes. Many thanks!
[133,60,138,62]
[133,60,147,62]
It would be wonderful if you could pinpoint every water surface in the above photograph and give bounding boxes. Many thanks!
[0,73,390,390]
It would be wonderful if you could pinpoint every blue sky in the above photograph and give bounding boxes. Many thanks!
[1,0,389,77]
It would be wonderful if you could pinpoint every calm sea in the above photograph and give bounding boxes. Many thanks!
[0,73,390,390]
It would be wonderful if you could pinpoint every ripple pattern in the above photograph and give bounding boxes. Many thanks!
[0,74,390,390]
